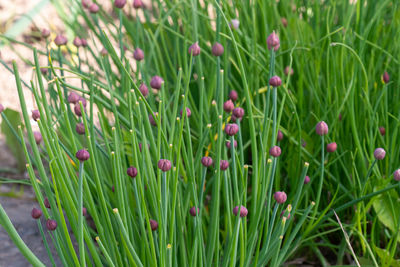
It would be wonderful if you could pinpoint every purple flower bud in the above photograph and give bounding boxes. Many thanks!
[304,176,310,184]
[133,0,143,9]
[41,29,50,38]
[273,191,287,204]
[223,99,234,113]
[226,140,237,149]
[158,159,172,172]
[133,48,144,61]
[379,127,386,136]
[54,35,67,46]
[68,92,80,104]
[269,76,282,87]
[0,104,4,113]
[230,19,239,29]
[127,166,138,178]
[89,3,99,13]
[114,0,126,8]
[150,75,164,90]
[139,83,149,97]
[149,113,157,126]
[189,206,199,217]
[233,205,248,217]
[82,0,92,8]
[225,124,239,136]
[44,198,51,209]
[75,123,85,135]
[394,169,400,181]
[269,146,281,157]
[188,42,201,56]
[100,47,108,56]
[31,208,42,219]
[74,104,83,117]
[76,149,90,161]
[229,90,238,102]
[326,142,337,153]
[267,31,280,51]
[383,71,390,84]
[277,130,284,142]
[79,97,87,107]
[212,42,224,57]
[32,110,40,121]
[220,160,229,170]
[73,37,82,47]
[46,219,57,231]
[112,185,115,192]
[81,38,88,47]
[82,207,87,216]
[232,107,244,119]
[150,219,158,231]
[374,148,386,160]
[201,156,213,167]
[33,131,42,145]
[180,107,191,118]
[284,66,293,76]
[315,121,328,136]
[40,68,48,75]
[281,17,288,27]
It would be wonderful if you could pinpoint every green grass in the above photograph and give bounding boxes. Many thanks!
[1,0,400,266]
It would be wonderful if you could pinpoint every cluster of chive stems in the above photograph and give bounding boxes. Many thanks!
[0,0,397,265]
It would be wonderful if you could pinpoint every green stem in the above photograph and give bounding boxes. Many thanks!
[78,161,85,267]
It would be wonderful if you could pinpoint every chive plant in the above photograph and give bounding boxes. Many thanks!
[2,0,400,266]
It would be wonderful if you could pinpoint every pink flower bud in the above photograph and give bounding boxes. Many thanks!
[76,149,90,161]
[326,142,337,153]
[267,31,280,51]
[230,19,239,29]
[133,0,143,9]
[73,37,82,47]
[180,107,191,118]
[82,0,92,8]
[273,191,287,204]
[383,71,390,84]
[133,48,144,61]
[114,0,126,8]
[54,35,67,46]
[315,121,328,136]
[220,160,229,170]
[33,131,42,145]
[74,104,83,117]
[82,207,87,216]
[139,83,149,97]
[31,208,42,219]
[374,148,386,160]
[149,113,157,126]
[41,29,50,38]
[226,140,237,149]
[277,130,284,142]
[284,66,293,76]
[188,42,201,56]
[158,159,172,172]
[150,75,164,90]
[68,92,80,104]
[44,198,50,209]
[269,146,281,157]
[212,42,224,57]
[75,123,85,135]
[229,90,238,102]
[150,219,158,231]
[81,38,88,47]
[127,166,138,178]
[201,156,213,167]
[32,110,40,121]
[223,99,234,113]
[233,205,248,217]
[89,3,99,13]
[46,219,57,231]
[225,123,239,136]
[379,127,386,136]
[232,107,244,119]
[281,17,288,28]
[269,76,282,87]
[189,206,199,217]
[394,169,400,181]
[304,176,310,184]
